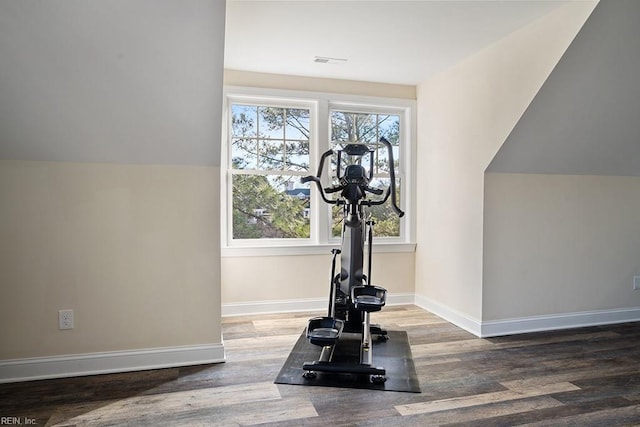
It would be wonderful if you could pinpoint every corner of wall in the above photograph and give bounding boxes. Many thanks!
[415,0,596,324]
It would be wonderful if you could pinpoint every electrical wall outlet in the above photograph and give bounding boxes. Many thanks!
[59,309,74,330]
[634,276,640,291]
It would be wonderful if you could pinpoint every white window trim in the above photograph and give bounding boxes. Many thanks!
[221,86,416,257]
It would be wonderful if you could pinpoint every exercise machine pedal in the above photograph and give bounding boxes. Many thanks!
[306,317,344,347]
[351,285,387,312]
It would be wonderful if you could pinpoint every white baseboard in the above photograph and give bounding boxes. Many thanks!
[387,293,416,306]
[414,295,640,338]
[414,294,483,337]
[0,343,225,384]
[222,297,327,317]
[480,307,640,337]
[222,293,416,317]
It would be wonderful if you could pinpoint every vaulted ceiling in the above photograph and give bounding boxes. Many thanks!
[0,0,225,165]
[3,0,637,176]
[488,0,640,176]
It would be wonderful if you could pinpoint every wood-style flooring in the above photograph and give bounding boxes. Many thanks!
[3,305,640,426]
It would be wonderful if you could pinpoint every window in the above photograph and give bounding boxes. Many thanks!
[229,103,312,240]
[330,110,401,238]
[222,88,414,254]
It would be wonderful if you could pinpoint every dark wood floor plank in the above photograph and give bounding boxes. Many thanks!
[516,402,640,427]
[3,305,640,426]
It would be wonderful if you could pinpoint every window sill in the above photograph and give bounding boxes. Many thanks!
[221,242,416,258]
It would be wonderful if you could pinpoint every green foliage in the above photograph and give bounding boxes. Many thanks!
[232,175,309,239]
[331,182,401,238]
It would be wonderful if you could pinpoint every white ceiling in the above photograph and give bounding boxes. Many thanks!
[225,0,572,85]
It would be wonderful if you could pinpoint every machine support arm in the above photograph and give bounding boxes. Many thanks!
[379,137,405,218]
[301,149,337,205]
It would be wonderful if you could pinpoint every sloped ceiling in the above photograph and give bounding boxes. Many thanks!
[487,0,640,176]
[0,0,225,165]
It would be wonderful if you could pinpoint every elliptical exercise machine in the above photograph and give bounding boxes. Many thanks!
[300,137,404,384]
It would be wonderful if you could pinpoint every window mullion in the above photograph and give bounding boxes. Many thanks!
[315,98,330,245]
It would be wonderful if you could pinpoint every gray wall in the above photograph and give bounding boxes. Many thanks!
[487,0,640,176]
[0,0,224,166]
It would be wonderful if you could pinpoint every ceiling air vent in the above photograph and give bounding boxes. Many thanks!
[314,56,348,65]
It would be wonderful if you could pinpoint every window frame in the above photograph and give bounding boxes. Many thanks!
[225,96,317,246]
[221,86,416,257]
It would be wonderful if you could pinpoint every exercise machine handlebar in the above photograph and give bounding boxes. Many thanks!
[300,138,405,217]
[379,137,405,218]
[300,149,337,205]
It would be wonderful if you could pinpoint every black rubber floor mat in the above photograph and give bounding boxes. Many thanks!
[275,330,421,393]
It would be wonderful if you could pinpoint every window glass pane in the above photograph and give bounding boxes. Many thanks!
[357,113,378,143]
[376,115,400,174]
[377,114,400,144]
[330,111,347,142]
[232,103,310,173]
[332,205,343,238]
[232,174,311,239]
[232,105,257,137]
[330,112,400,146]
[331,112,377,144]
[259,107,284,139]
[368,178,401,237]
[373,145,400,175]
[259,139,284,170]
[285,108,309,140]
[231,138,257,170]
[285,140,310,171]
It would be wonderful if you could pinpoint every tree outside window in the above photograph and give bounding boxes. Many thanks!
[230,104,311,239]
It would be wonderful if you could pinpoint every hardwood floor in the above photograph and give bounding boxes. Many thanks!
[3,305,640,426]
